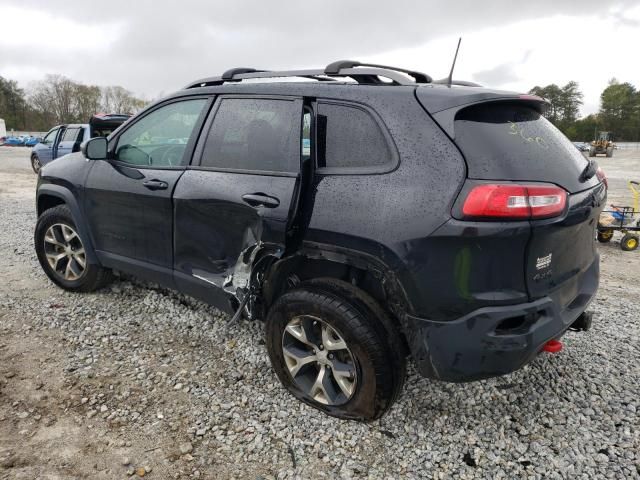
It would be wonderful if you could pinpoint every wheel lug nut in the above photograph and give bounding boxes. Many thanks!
[319,345,324,350]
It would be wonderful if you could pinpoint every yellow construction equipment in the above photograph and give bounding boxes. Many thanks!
[589,131,615,157]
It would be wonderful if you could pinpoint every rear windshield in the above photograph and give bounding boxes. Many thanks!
[90,124,121,138]
[454,103,592,193]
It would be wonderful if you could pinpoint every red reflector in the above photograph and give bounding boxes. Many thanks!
[596,167,607,188]
[462,184,567,220]
[542,339,562,353]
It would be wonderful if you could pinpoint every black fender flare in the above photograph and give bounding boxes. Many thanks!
[263,241,414,318]
[36,185,99,265]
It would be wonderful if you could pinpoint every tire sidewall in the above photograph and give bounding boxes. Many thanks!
[34,207,94,290]
[266,290,385,420]
[31,155,41,174]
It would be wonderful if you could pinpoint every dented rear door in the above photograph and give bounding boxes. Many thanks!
[173,96,303,309]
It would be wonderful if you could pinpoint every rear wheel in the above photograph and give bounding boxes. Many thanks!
[620,233,639,251]
[597,229,614,243]
[265,280,406,421]
[588,148,596,157]
[606,147,613,158]
[31,154,41,174]
[35,205,113,291]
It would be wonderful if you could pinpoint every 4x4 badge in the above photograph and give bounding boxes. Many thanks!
[536,253,552,270]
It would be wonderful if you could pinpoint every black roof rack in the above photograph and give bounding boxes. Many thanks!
[184,61,433,89]
[221,67,269,80]
[324,60,431,83]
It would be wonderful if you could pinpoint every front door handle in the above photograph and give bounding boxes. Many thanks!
[242,193,280,208]
[143,179,169,190]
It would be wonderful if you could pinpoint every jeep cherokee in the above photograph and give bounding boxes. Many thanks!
[34,61,606,420]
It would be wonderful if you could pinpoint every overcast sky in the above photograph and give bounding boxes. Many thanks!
[1,0,639,116]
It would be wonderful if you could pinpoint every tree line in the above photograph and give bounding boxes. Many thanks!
[0,74,147,132]
[2,73,638,141]
[530,79,640,142]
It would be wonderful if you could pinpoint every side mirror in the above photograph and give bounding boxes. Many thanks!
[82,137,108,160]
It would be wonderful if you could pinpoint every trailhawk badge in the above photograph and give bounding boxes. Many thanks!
[536,253,552,270]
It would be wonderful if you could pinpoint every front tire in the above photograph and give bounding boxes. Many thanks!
[34,205,113,292]
[597,229,614,243]
[266,281,406,421]
[31,154,41,174]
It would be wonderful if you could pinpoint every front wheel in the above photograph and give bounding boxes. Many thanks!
[34,205,113,292]
[597,229,614,243]
[31,154,41,174]
[265,281,406,421]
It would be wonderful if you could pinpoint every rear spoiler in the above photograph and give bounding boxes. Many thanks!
[416,86,548,139]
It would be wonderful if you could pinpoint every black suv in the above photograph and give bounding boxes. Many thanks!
[34,61,606,420]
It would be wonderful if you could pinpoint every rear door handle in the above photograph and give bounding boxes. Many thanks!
[143,179,169,190]
[242,193,280,208]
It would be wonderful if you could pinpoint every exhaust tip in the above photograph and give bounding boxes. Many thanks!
[542,339,563,353]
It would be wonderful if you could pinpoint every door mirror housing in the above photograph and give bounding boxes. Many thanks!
[82,137,108,160]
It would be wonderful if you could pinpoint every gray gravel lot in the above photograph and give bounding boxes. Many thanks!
[0,146,639,479]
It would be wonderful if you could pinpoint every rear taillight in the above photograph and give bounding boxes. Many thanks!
[596,167,607,188]
[462,183,567,220]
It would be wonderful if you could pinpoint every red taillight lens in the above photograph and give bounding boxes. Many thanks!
[596,167,607,188]
[462,184,567,220]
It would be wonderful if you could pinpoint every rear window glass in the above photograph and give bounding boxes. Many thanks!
[454,103,589,192]
[317,102,391,171]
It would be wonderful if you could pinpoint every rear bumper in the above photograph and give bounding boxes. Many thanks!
[404,255,599,382]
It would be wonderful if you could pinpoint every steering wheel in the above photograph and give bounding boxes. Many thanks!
[117,144,151,165]
[159,145,184,166]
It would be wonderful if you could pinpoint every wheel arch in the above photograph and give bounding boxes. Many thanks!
[262,243,413,336]
[36,185,99,265]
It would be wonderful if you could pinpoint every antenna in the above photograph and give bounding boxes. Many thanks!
[447,37,462,88]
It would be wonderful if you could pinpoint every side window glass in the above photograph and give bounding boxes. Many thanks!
[42,128,59,145]
[62,128,79,142]
[201,98,298,172]
[317,103,391,170]
[115,99,206,167]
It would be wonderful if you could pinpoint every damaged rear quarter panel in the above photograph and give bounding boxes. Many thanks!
[301,88,467,318]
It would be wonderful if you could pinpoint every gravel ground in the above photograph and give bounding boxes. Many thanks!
[0,146,639,479]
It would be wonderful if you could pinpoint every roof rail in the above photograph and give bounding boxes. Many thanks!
[184,61,434,89]
[221,67,269,80]
[324,60,432,83]
[432,78,482,87]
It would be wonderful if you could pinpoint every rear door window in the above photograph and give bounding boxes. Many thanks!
[316,102,393,173]
[61,127,81,142]
[454,102,593,193]
[200,98,299,173]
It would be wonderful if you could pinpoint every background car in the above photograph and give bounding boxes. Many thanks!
[30,114,130,173]
[573,141,590,152]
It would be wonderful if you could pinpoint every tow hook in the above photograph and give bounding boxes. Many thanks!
[542,339,563,353]
[569,311,593,332]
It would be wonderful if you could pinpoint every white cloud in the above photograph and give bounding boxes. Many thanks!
[361,6,640,116]
[0,1,638,116]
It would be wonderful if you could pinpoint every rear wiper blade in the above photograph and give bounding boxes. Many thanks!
[580,159,598,182]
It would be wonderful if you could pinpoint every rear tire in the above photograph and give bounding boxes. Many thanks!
[606,147,613,158]
[588,148,596,157]
[35,205,114,292]
[265,280,406,421]
[620,233,639,251]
